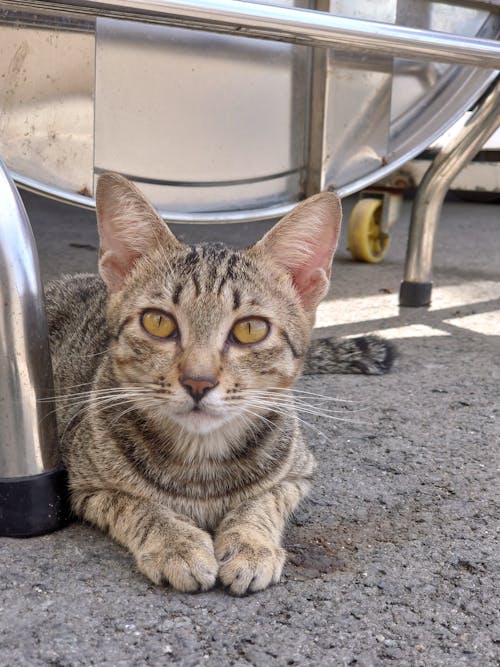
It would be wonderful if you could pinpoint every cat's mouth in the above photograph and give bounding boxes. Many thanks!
[172,403,229,434]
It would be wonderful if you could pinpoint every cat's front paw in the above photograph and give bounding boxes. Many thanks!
[215,528,286,595]
[136,524,218,593]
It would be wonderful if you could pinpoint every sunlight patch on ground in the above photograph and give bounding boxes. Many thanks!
[316,280,500,329]
[444,310,500,336]
[345,324,451,340]
[316,293,397,328]
[429,281,500,312]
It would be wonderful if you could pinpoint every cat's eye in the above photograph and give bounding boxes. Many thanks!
[141,310,177,339]
[231,318,270,345]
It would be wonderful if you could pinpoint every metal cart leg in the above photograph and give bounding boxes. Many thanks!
[399,77,500,307]
[0,157,70,537]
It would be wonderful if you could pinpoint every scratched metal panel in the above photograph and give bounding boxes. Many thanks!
[0,2,497,217]
[0,9,94,196]
[308,0,497,195]
[321,0,396,190]
[388,1,494,160]
[94,5,309,213]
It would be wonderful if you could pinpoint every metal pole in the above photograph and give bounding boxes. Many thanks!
[399,77,500,307]
[304,0,330,198]
[3,0,500,68]
[0,157,69,536]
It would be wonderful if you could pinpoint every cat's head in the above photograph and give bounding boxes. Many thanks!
[96,173,341,437]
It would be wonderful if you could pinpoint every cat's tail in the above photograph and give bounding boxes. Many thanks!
[303,335,396,375]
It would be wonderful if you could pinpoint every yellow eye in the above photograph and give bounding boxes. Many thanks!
[231,318,269,345]
[141,310,177,339]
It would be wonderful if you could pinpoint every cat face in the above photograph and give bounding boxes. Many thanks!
[96,174,342,436]
[105,242,310,435]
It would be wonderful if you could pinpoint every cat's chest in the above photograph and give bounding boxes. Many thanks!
[165,492,240,531]
[84,412,294,529]
[152,460,275,530]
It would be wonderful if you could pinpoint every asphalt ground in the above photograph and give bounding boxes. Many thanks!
[0,190,499,666]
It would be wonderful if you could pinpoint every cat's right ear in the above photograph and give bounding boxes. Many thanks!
[95,173,181,292]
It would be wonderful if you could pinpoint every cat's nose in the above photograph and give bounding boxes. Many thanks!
[180,375,219,403]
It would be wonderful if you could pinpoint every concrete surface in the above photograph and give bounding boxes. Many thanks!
[1,190,499,667]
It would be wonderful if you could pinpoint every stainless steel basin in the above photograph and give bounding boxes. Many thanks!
[0,0,498,221]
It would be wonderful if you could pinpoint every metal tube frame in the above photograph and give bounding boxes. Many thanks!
[2,0,500,69]
[399,76,500,307]
[0,157,58,478]
[0,156,69,537]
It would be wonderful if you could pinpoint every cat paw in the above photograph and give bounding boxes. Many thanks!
[136,526,218,593]
[215,529,286,595]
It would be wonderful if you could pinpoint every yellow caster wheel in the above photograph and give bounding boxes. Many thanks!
[348,198,390,263]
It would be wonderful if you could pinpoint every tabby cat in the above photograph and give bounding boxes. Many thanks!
[45,174,393,595]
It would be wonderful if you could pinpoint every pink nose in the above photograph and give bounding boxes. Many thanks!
[180,376,218,403]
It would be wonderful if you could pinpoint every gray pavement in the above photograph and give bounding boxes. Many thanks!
[1,190,499,666]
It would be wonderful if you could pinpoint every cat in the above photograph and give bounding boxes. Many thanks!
[45,173,394,595]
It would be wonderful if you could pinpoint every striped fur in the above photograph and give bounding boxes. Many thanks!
[46,174,392,595]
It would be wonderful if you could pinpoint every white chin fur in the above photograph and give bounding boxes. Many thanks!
[171,409,232,435]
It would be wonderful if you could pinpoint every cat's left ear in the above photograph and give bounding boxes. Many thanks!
[250,192,342,313]
[96,173,182,292]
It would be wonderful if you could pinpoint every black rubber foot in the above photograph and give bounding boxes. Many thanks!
[399,281,433,307]
[0,467,72,537]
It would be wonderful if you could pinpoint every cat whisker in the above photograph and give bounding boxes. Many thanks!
[234,389,368,416]
[59,399,128,439]
[108,401,148,427]
[56,392,154,441]
[243,397,368,426]
[56,394,134,419]
[255,386,359,404]
[235,390,368,415]
[237,407,288,437]
[107,395,186,429]
[240,404,329,442]
[237,391,361,414]
[39,390,140,425]
[88,392,154,409]
[39,387,153,403]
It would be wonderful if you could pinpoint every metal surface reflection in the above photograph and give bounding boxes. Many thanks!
[0,156,59,477]
[0,0,498,223]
